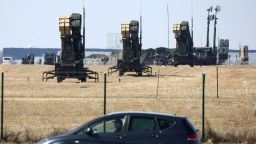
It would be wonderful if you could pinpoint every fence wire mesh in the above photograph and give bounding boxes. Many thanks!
[1,65,256,142]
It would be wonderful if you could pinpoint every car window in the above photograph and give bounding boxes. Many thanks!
[183,118,196,132]
[157,118,176,130]
[128,116,157,132]
[90,117,124,134]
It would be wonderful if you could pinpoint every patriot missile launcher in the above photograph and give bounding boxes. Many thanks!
[42,11,98,83]
[108,20,152,76]
[172,21,194,67]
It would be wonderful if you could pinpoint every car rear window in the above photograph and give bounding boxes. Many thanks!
[183,118,196,132]
[157,118,176,130]
[128,116,157,132]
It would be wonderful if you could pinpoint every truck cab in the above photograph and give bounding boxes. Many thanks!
[2,57,14,64]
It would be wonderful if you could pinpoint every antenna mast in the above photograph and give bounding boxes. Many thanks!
[191,17,194,47]
[140,16,142,48]
[139,0,142,54]
[167,4,170,48]
[83,1,85,58]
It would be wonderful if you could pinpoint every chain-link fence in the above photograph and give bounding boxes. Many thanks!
[1,65,256,142]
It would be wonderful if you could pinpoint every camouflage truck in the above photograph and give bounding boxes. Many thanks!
[193,47,215,65]
[43,52,55,65]
[22,53,34,64]
[190,39,228,66]
[172,21,194,67]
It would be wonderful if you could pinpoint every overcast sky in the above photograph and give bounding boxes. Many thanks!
[0,0,255,50]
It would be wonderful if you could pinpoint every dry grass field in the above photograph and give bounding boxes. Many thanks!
[0,64,256,143]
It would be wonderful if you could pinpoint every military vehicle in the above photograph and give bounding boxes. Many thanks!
[22,53,34,64]
[193,47,215,65]
[154,47,174,65]
[108,20,152,76]
[217,39,229,64]
[172,21,194,67]
[140,47,174,66]
[239,45,249,65]
[2,57,14,64]
[139,48,155,65]
[192,6,222,66]
[42,10,98,83]
[43,52,55,65]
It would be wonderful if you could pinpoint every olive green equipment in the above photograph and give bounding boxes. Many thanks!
[22,53,34,64]
[239,45,249,65]
[42,10,98,83]
[217,39,229,64]
[108,20,152,76]
[172,21,194,67]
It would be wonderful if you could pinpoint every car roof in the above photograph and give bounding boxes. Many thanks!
[108,111,186,118]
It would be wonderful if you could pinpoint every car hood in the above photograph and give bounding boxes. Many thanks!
[37,129,76,144]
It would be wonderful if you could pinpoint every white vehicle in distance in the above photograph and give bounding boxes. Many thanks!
[2,57,14,64]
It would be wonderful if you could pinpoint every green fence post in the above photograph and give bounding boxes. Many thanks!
[104,72,107,115]
[202,73,205,142]
[156,70,160,99]
[1,72,4,139]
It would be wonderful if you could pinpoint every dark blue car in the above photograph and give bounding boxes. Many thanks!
[38,112,200,144]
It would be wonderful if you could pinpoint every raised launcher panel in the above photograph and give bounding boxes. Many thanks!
[59,16,71,36]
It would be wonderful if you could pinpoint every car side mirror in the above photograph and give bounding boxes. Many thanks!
[85,128,94,136]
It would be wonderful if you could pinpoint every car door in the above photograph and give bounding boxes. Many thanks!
[156,117,187,144]
[84,116,125,144]
[70,116,125,144]
[157,117,179,144]
[120,115,159,144]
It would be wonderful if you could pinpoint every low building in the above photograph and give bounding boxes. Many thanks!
[2,48,120,64]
